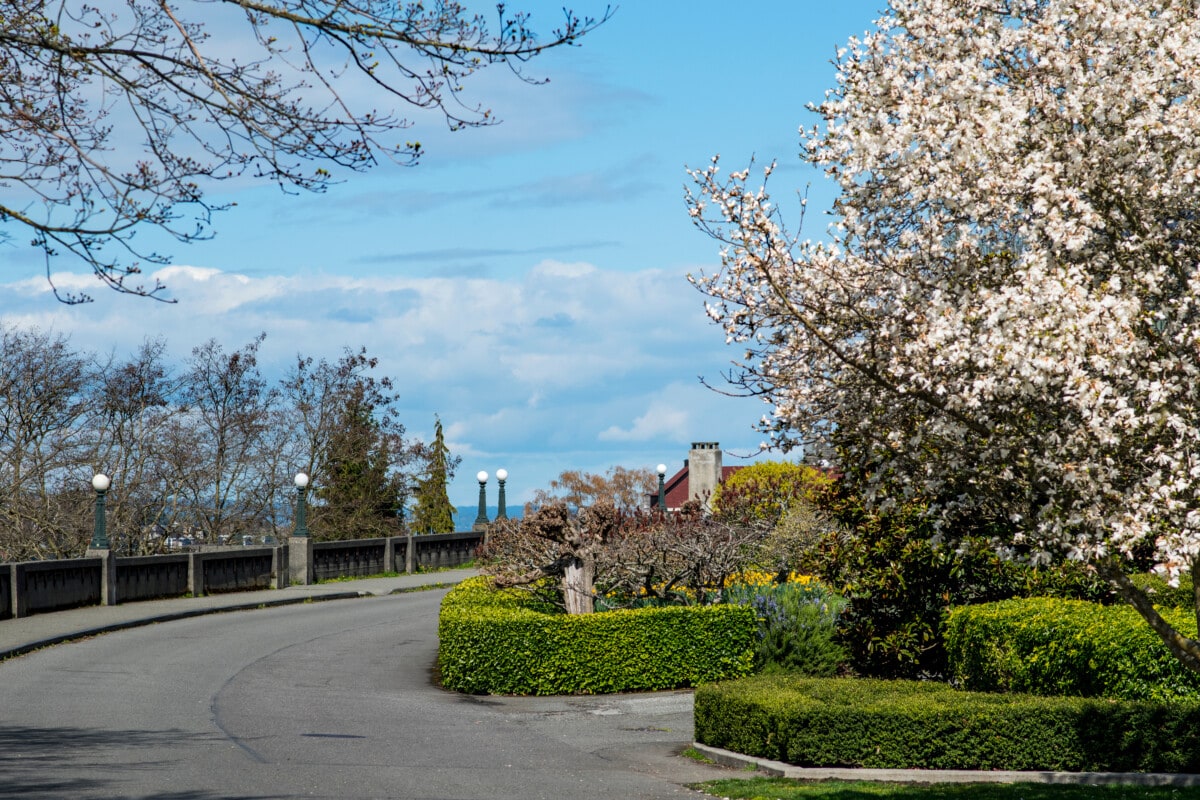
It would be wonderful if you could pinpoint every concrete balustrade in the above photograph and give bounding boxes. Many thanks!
[313,538,388,582]
[1,531,482,620]
[116,554,190,602]
[11,558,104,617]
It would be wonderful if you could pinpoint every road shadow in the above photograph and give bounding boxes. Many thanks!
[0,723,288,799]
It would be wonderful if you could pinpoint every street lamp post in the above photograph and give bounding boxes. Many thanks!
[294,472,310,538]
[90,473,111,550]
[496,469,508,520]
[656,463,667,511]
[474,471,489,529]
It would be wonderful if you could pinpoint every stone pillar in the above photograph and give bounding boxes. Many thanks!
[289,536,314,586]
[11,563,27,618]
[188,552,205,597]
[87,548,118,606]
[384,537,396,574]
[405,530,415,574]
[271,545,287,589]
[688,442,723,509]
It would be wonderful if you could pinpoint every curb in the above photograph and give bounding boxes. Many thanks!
[687,743,1200,787]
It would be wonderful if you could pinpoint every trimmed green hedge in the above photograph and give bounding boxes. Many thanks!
[1130,571,1195,610]
[438,576,756,694]
[695,675,1200,772]
[945,597,1200,701]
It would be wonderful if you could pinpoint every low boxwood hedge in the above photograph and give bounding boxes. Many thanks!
[438,576,756,695]
[694,675,1200,772]
[945,597,1200,701]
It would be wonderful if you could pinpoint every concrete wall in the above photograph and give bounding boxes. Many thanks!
[0,530,483,620]
[196,548,277,594]
[116,554,190,602]
[403,532,481,572]
[11,558,103,617]
[313,538,387,581]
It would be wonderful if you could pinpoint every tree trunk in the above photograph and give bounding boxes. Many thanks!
[562,555,595,615]
[1098,559,1200,674]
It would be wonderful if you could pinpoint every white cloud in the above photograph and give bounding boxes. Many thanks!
[599,404,691,442]
[0,255,768,506]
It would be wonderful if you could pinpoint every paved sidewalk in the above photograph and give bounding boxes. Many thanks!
[0,567,477,659]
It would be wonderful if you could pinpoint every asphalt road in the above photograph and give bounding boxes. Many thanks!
[0,588,737,800]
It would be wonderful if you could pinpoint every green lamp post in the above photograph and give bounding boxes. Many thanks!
[495,469,508,520]
[90,473,111,550]
[474,471,489,528]
[656,463,667,510]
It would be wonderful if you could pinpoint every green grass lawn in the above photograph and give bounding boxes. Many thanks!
[695,778,1200,799]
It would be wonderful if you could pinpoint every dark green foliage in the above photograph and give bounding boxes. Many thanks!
[312,386,403,540]
[945,597,1200,701]
[723,579,847,676]
[694,675,1200,773]
[285,347,414,542]
[807,480,1113,679]
[411,416,456,534]
[438,576,756,694]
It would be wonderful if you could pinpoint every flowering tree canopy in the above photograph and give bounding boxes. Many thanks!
[687,0,1200,671]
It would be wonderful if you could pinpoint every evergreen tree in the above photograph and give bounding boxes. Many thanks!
[311,383,403,540]
[411,417,456,534]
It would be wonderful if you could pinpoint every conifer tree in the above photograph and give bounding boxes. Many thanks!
[311,384,402,540]
[411,417,457,534]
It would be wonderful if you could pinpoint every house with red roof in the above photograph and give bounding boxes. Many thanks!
[649,442,743,512]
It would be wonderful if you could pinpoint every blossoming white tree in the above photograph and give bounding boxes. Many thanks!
[687,0,1200,672]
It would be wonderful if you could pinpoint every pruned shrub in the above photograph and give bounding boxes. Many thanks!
[723,574,846,676]
[695,674,1200,773]
[479,502,768,614]
[804,478,1113,679]
[438,576,756,694]
[945,597,1200,701]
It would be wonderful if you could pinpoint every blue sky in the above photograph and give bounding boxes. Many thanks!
[0,1,883,508]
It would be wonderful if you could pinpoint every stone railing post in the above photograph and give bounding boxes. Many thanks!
[188,551,205,597]
[86,474,117,606]
[289,537,313,586]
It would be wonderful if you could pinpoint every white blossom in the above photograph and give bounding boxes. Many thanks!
[686,0,1200,671]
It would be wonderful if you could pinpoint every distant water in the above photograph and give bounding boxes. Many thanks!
[450,505,521,532]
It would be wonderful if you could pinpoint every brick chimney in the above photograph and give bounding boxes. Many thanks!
[688,442,722,509]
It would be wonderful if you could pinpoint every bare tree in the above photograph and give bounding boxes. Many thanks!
[173,334,278,542]
[481,501,769,614]
[602,505,769,605]
[528,465,657,513]
[0,1,609,301]
[0,324,451,556]
[483,501,619,614]
[0,325,94,560]
[279,347,428,539]
[87,338,185,553]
